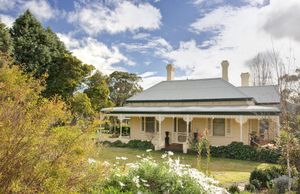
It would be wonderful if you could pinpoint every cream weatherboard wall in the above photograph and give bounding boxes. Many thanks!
[127,116,278,147]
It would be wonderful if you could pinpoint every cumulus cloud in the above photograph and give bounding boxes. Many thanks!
[67,0,162,35]
[0,14,15,27]
[0,0,17,11]
[58,33,135,74]
[21,0,56,20]
[263,0,300,42]
[161,0,300,86]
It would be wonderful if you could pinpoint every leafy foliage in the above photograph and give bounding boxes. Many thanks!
[108,71,142,106]
[0,21,13,55]
[0,58,105,193]
[46,54,93,99]
[249,166,284,190]
[101,140,154,150]
[10,10,93,99]
[70,92,94,119]
[228,184,240,194]
[210,142,280,163]
[84,70,113,112]
[99,152,227,193]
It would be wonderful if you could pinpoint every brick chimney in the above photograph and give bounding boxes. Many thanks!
[166,64,174,81]
[221,60,229,81]
[241,72,250,86]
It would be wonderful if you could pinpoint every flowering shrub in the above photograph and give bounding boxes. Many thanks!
[100,151,228,194]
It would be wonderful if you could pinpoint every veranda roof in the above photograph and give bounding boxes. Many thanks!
[101,105,280,115]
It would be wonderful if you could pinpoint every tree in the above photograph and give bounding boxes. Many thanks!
[70,92,94,120]
[108,71,142,106]
[0,55,105,193]
[10,10,66,78]
[248,52,273,86]
[84,70,113,112]
[45,54,93,100]
[0,21,13,55]
[10,10,92,99]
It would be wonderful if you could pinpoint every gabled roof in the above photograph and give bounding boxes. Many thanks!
[238,85,280,104]
[127,78,252,102]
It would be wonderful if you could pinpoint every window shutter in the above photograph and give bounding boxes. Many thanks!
[156,120,159,132]
[226,119,232,137]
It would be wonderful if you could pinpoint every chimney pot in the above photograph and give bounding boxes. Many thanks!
[241,72,250,86]
[166,64,175,81]
[221,60,229,81]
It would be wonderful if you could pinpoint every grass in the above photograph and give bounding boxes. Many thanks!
[95,146,276,186]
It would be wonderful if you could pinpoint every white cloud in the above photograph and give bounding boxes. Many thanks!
[68,1,162,35]
[119,36,172,56]
[58,33,135,74]
[263,0,300,42]
[161,0,300,87]
[21,0,56,20]
[132,32,151,40]
[0,14,15,27]
[0,0,16,11]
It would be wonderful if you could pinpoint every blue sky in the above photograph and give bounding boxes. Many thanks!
[0,0,299,88]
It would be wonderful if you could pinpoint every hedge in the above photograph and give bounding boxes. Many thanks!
[100,140,154,150]
[209,142,280,163]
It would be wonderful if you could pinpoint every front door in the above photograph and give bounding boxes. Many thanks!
[177,118,187,142]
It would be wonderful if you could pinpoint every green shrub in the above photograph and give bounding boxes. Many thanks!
[272,175,297,194]
[111,140,127,147]
[127,140,154,150]
[228,184,240,193]
[210,142,280,163]
[244,183,256,192]
[100,140,154,150]
[250,179,261,190]
[249,166,284,190]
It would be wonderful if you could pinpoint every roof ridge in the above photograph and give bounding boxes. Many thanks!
[238,85,278,88]
[162,77,222,82]
[219,79,252,99]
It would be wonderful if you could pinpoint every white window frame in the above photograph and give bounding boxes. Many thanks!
[140,117,158,133]
[212,118,226,136]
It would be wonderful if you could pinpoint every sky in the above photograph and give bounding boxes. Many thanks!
[0,0,299,89]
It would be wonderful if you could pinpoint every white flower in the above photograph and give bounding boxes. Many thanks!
[161,154,167,159]
[119,181,125,187]
[144,183,150,187]
[136,155,142,158]
[120,157,128,160]
[116,157,121,160]
[146,149,152,152]
[88,158,96,164]
[103,161,110,166]
[133,175,140,188]
[167,151,174,156]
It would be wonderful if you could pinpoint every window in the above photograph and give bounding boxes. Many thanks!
[259,119,269,137]
[213,118,225,136]
[141,117,156,132]
[178,118,187,132]
[226,119,231,136]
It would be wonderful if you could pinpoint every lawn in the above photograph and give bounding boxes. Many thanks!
[96,146,275,186]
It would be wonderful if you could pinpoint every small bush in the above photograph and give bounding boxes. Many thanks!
[210,142,280,163]
[272,175,296,194]
[127,140,154,150]
[249,166,284,190]
[100,140,154,150]
[250,179,261,190]
[244,183,256,192]
[228,184,240,193]
[111,140,127,147]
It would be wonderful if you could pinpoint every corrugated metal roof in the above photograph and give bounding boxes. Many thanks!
[101,105,280,115]
[238,85,280,104]
[127,78,251,102]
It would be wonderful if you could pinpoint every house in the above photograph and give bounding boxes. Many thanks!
[101,61,280,153]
